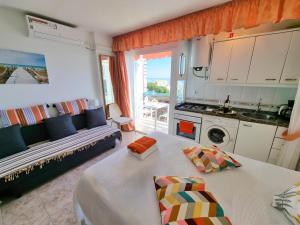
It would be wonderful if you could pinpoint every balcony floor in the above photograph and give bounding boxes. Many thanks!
[135,117,168,134]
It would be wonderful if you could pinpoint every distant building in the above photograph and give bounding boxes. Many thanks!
[155,79,168,87]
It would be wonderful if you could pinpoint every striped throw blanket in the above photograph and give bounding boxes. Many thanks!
[0,125,120,182]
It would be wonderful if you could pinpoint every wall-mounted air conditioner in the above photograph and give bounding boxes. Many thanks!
[25,15,94,49]
[190,36,211,79]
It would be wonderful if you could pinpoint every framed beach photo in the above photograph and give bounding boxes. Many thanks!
[0,48,48,84]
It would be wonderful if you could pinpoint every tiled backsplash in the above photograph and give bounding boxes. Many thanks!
[185,78,297,111]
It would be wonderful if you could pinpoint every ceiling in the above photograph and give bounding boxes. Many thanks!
[0,0,230,36]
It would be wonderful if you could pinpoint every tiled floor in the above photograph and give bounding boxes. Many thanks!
[0,131,141,225]
[135,117,168,134]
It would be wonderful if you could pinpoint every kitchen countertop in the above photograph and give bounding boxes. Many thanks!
[175,103,290,128]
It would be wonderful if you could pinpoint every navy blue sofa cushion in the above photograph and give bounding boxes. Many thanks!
[0,125,27,159]
[21,122,48,146]
[85,107,107,129]
[44,114,77,141]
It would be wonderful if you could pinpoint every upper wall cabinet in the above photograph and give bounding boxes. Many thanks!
[210,41,232,83]
[227,37,255,83]
[247,32,292,84]
[280,30,300,84]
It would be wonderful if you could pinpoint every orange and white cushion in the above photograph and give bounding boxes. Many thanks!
[0,104,49,127]
[127,136,157,159]
[55,98,88,115]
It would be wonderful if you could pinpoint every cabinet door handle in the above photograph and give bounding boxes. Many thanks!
[230,78,238,80]
[243,124,252,127]
[265,78,277,81]
[217,78,224,80]
[285,78,297,81]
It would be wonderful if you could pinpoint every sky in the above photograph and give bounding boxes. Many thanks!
[146,57,171,79]
[0,49,46,67]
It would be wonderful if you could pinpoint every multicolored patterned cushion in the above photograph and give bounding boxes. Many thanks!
[272,182,300,225]
[55,98,88,115]
[154,176,205,200]
[154,176,232,225]
[0,105,50,127]
[183,146,241,173]
[168,217,232,225]
[160,191,225,223]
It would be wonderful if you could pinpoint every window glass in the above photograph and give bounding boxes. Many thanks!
[100,56,114,105]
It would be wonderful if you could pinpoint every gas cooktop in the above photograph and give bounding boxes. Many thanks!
[175,103,209,112]
[175,102,238,114]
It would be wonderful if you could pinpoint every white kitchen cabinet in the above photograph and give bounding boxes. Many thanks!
[227,37,255,83]
[280,30,300,84]
[267,148,281,164]
[234,121,277,162]
[267,126,287,165]
[210,41,232,83]
[272,137,285,149]
[267,140,286,165]
[247,32,292,84]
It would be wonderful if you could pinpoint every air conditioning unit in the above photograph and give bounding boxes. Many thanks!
[25,15,94,49]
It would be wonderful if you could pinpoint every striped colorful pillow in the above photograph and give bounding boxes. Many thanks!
[170,217,232,225]
[154,176,205,201]
[0,105,50,127]
[55,98,88,115]
[153,176,232,225]
[272,182,300,225]
[183,146,241,173]
[159,191,225,223]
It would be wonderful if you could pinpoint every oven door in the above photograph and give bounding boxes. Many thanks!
[173,119,201,143]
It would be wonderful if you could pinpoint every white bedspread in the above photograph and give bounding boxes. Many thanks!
[73,132,300,225]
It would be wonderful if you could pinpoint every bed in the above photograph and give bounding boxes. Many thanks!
[73,132,300,225]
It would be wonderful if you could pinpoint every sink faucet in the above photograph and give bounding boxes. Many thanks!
[256,98,262,113]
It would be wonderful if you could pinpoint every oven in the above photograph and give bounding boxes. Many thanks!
[173,113,201,143]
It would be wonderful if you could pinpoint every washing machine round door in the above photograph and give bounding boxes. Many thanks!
[206,126,230,147]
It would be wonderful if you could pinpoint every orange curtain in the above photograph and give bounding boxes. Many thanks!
[112,0,300,52]
[108,56,115,85]
[110,52,134,131]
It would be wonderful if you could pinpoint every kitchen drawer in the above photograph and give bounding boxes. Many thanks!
[275,126,287,138]
[272,138,286,149]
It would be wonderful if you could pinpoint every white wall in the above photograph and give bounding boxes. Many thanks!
[94,32,114,56]
[0,7,104,109]
[185,75,297,109]
[91,32,116,106]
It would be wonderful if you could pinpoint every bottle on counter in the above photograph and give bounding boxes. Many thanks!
[223,95,230,113]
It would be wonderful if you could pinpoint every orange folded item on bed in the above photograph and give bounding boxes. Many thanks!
[179,120,194,135]
[127,136,157,154]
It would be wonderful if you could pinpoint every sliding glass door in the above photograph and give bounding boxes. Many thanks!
[132,51,172,134]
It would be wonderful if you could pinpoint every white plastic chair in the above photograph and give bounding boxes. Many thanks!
[108,103,134,131]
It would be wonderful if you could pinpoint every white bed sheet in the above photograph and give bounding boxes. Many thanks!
[73,132,300,225]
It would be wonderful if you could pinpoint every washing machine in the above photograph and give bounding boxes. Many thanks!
[200,115,239,153]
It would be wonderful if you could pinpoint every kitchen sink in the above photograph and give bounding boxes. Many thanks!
[214,109,237,115]
[240,112,276,121]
